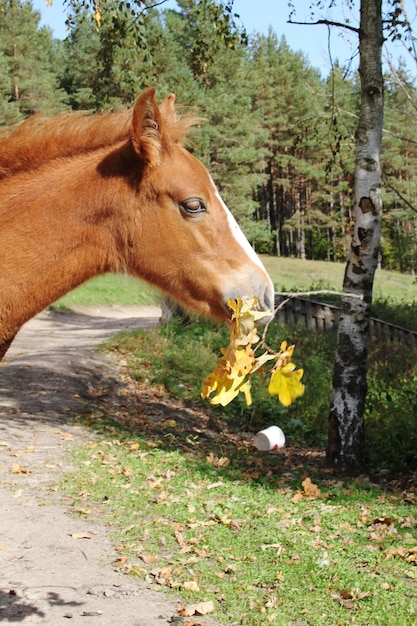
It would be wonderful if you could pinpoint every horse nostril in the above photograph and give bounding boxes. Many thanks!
[257,283,275,323]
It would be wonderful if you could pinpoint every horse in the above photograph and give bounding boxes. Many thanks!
[0,88,274,361]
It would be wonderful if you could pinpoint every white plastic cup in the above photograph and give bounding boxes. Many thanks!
[254,426,285,451]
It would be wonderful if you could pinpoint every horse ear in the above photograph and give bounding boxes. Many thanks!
[159,93,176,118]
[131,88,162,167]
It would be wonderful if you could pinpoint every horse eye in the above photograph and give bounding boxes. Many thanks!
[180,198,206,216]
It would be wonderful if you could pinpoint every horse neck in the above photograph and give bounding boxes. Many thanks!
[0,148,131,344]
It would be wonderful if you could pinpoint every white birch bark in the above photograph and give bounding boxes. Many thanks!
[327,0,384,468]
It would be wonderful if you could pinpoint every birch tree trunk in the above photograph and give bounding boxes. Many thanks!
[326,0,384,468]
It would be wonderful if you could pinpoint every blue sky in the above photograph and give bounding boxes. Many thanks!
[31,0,415,77]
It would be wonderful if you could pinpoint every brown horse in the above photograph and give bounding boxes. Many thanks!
[0,88,274,360]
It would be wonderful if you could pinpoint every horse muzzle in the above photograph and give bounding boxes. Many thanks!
[223,270,275,324]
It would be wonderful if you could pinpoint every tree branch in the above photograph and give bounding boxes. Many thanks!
[288,19,360,35]
[383,176,417,215]
[274,290,362,314]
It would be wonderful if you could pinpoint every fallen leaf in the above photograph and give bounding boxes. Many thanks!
[206,453,230,468]
[74,508,90,516]
[302,477,322,499]
[265,595,278,608]
[139,554,157,564]
[178,600,215,617]
[371,517,397,526]
[163,419,176,427]
[381,582,394,591]
[261,543,283,551]
[10,462,30,475]
[182,581,200,592]
[153,566,173,587]
[54,430,74,441]
[114,556,129,564]
[385,546,417,563]
[206,481,224,490]
[174,530,186,548]
[331,592,354,610]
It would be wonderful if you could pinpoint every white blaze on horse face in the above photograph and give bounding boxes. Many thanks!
[213,187,265,272]
[213,184,275,314]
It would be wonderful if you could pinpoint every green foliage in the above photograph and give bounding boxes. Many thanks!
[2,0,417,269]
[365,340,417,471]
[0,0,67,122]
[102,310,417,471]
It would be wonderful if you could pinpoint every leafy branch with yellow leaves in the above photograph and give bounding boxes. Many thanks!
[201,296,305,409]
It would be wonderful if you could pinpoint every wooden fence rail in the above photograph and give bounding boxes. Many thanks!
[274,295,417,346]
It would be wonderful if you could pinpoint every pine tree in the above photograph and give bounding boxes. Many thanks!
[158,0,270,247]
[250,32,328,258]
[382,63,417,273]
[58,8,99,109]
[0,0,67,122]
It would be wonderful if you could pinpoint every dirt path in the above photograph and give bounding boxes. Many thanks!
[0,306,218,625]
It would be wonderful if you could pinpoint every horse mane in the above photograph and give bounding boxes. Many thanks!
[0,96,198,180]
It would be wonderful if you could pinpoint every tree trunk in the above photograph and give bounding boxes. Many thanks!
[326,0,384,469]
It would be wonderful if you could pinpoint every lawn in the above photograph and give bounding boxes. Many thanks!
[57,258,417,625]
[53,260,417,331]
[53,258,416,309]
[63,407,417,626]
[260,255,416,302]
[53,273,160,308]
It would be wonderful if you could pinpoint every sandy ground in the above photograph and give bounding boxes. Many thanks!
[0,306,219,625]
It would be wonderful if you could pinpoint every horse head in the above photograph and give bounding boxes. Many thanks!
[123,88,275,321]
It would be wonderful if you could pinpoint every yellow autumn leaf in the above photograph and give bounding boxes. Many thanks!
[93,10,103,27]
[268,363,304,407]
[228,296,270,345]
[201,296,304,409]
[201,344,255,406]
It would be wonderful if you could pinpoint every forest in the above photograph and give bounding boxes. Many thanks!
[1,0,417,272]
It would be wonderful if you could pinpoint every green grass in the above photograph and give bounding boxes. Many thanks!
[51,257,416,313]
[49,258,417,332]
[57,258,417,624]
[62,415,417,626]
[260,255,416,302]
[260,256,417,331]
[52,273,160,308]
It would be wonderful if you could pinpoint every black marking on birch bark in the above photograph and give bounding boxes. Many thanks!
[358,158,378,171]
[359,196,376,214]
[352,260,366,274]
[358,226,372,242]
